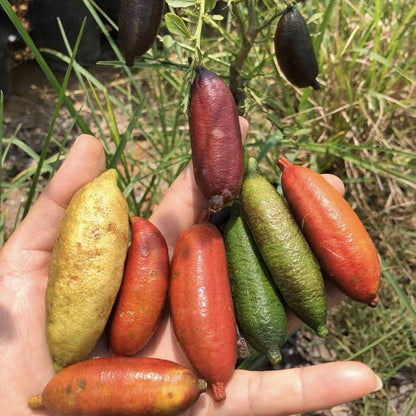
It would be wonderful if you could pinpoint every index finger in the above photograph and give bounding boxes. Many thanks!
[196,361,381,416]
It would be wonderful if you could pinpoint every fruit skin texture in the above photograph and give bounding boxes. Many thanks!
[274,6,320,90]
[241,158,328,338]
[109,216,170,356]
[170,223,237,401]
[28,356,207,416]
[277,156,381,306]
[224,201,287,365]
[118,0,165,66]
[46,169,129,372]
[189,66,243,212]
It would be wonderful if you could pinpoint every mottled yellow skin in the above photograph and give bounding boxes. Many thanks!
[46,169,129,372]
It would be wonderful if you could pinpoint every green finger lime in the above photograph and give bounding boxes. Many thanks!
[241,158,328,337]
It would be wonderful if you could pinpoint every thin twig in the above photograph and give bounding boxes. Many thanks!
[229,0,258,111]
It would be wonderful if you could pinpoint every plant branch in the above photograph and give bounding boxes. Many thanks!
[229,0,259,112]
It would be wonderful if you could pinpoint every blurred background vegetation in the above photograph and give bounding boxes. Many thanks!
[1,0,415,414]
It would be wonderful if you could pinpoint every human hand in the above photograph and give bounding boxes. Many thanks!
[0,118,382,416]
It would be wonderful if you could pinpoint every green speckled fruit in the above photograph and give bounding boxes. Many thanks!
[241,158,328,338]
[224,200,287,364]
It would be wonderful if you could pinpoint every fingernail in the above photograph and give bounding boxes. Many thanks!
[68,135,83,153]
[72,134,86,147]
[372,375,383,393]
[73,134,93,147]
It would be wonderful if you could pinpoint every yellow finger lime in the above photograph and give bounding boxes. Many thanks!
[46,169,129,372]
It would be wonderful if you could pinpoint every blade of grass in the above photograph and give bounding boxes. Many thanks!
[403,388,416,416]
[378,3,416,91]
[135,174,157,218]
[21,18,85,219]
[0,134,14,171]
[49,118,78,177]
[82,77,135,192]
[53,15,110,147]
[1,137,44,163]
[367,0,382,90]
[42,49,136,112]
[287,141,416,189]
[83,0,119,31]
[103,90,133,187]
[10,151,67,185]
[382,260,416,321]
[346,326,402,361]
[382,354,416,381]
[354,47,416,84]
[160,69,191,153]
[109,94,147,168]
[314,0,337,53]
[156,69,170,154]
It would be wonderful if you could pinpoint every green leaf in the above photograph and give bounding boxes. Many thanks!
[166,0,197,7]
[162,34,175,50]
[257,131,283,163]
[293,128,312,137]
[206,0,219,13]
[165,13,193,38]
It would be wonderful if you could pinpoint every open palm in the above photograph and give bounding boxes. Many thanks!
[0,119,381,416]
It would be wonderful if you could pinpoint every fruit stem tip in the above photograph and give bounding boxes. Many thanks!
[268,350,282,366]
[211,382,226,402]
[312,80,321,91]
[101,168,118,183]
[276,156,291,171]
[368,297,378,308]
[316,325,329,338]
[28,395,44,410]
[245,157,259,177]
[198,379,208,393]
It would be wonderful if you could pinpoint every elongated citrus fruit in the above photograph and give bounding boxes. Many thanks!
[28,356,207,416]
[46,169,129,372]
[274,6,320,90]
[188,66,243,211]
[118,0,165,66]
[277,156,381,306]
[109,216,169,356]
[224,200,288,364]
[241,158,328,337]
[170,223,237,401]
